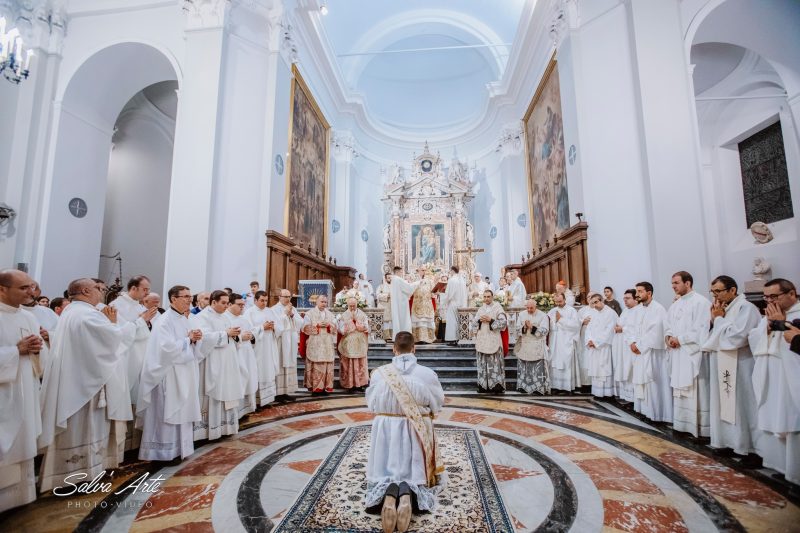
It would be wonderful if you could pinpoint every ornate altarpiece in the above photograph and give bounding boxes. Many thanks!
[382,143,476,274]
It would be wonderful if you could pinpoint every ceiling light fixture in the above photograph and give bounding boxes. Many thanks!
[320,1,328,16]
[0,16,33,84]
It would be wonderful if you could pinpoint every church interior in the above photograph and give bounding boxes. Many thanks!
[1,0,800,531]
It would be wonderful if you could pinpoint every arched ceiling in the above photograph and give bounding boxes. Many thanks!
[318,0,527,136]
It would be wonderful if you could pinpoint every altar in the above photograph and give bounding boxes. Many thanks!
[382,143,478,276]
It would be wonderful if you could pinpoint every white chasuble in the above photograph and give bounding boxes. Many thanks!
[38,301,125,492]
[246,305,285,404]
[630,301,671,422]
[585,306,617,378]
[338,309,369,358]
[303,307,337,363]
[515,309,549,362]
[666,291,711,397]
[547,305,580,391]
[0,303,42,512]
[110,292,151,406]
[225,311,259,413]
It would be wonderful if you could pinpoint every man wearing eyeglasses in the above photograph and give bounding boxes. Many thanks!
[272,289,303,401]
[747,278,800,484]
[702,275,762,464]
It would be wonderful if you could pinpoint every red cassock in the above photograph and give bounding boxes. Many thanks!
[501,329,509,357]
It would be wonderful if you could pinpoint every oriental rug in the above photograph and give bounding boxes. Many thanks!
[273,425,513,533]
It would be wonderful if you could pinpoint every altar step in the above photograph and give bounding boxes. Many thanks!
[297,343,519,391]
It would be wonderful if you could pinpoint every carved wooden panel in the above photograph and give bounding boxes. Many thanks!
[739,121,793,226]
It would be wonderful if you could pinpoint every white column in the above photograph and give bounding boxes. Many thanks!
[330,130,357,265]
[162,0,229,291]
[626,0,710,298]
[0,4,65,275]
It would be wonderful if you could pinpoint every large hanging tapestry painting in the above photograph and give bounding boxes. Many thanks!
[524,58,570,249]
[286,64,330,255]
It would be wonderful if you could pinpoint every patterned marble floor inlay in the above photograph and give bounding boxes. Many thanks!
[1,395,798,532]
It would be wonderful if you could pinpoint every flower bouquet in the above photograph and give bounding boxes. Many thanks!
[529,291,555,312]
[333,288,368,310]
[472,290,509,309]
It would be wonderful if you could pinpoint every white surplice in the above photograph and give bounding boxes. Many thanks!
[38,301,126,492]
[110,292,152,406]
[271,302,303,396]
[390,275,419,335]
[547,305,581,391]
[226,310,259,417]
[612,305,640,401]
[137,308,209,461]
[193,307,244,440]
[585,305,617,397]
[577,306,595,386]
[666,291,712,438]
[245,304,285,404]
[748,302,800,484]
[701,295,762,455]
[366,354,445,511]
[509,278,527,308]
[376,283,393,337]
[28,304,59,334]
[0,303,42,512]
[442,275,467,341]
[630,300,672,422]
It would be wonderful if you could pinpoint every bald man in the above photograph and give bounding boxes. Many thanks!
[39,278,129,492]
[0,270,44,512]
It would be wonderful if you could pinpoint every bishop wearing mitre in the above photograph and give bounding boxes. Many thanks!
[0,270,44,512]
[301,294,337,393]
[471,289,508,393]
[338,297,370,392]
[411,266,437,344]
[515,298,550,395]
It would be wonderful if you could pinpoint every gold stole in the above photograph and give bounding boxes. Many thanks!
[379,364,443,486]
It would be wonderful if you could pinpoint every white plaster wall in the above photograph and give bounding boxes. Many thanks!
[267,59,292,233]
[98,96,175,295]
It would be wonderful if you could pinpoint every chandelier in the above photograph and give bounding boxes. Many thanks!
[0,16,33,84]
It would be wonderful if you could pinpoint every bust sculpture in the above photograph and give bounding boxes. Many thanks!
[752,257,772,280]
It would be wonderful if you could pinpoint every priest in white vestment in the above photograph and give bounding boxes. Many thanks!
[272,289,303,400]
[577,302,596,387]
[0,270,44,512]
[25,296,59,334]
[359,273,376,307]
[665,272,712,438]
[38,278,127,492]
[702,276,762,458]
[547,292,581,392]
[442,266,467,344]
[630,282,672,423]
[555,280,576,307]
[137,285,208,461]
[585,293,618,397]
[515,298,550,394]
[245,291,284,405]
[226,294,258,417]
[612,290,639,402]
[508,270,527,308]
[193,291,245,440]
[747,278,800,484]
[338,297,370,392]
[376,273,393,341]
[365,331,445,532]
[390,267,420,336]
[110,275,157,406]
[468,272,488,303]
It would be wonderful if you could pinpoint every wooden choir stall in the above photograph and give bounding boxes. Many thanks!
[265,230,356,305]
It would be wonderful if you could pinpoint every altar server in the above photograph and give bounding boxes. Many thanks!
[442,266,468,344]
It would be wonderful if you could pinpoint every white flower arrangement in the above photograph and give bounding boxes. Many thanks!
[334,288,368,309]
[472,290,508,309]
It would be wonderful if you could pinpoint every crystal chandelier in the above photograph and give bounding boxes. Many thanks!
[0,16,33,84]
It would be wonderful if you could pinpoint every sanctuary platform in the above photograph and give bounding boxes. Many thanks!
[1,393,798,532]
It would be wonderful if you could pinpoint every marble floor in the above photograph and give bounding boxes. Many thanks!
[2,393,798,532]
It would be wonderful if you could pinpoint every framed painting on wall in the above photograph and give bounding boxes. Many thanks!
[409,223,446,269]
[523,57,571,250]
[285,64,330,255]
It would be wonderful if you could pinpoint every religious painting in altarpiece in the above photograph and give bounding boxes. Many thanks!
[285,64,330,256]
[523,57,570,250]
